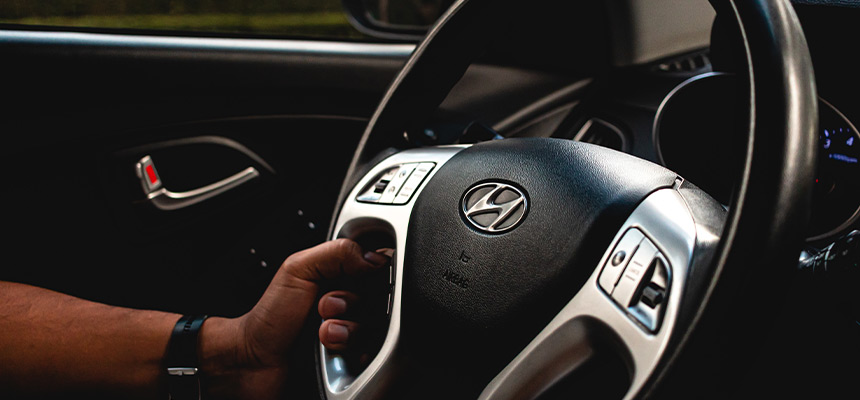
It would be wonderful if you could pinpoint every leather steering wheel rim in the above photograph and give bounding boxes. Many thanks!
[324,0,818,398]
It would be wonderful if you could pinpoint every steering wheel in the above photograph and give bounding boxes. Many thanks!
[317,0,818,399]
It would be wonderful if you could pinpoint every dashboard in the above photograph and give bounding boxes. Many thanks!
[812,99,860,240]
[653,72,859,243]
[479,1,859,250]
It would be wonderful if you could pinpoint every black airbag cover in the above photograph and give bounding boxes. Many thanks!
[402,138,676,381]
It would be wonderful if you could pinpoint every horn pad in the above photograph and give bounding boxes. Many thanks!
[400,138,677,387]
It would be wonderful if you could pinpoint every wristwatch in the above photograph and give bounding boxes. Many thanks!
[165,315,209,400]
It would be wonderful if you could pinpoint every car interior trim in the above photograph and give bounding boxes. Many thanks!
[605,0,715,66]
[118,135,277,175]
[322,145,468,400]
[141,164,260,212]
[573,117,628,150]
[491,78,592,134]
[652,71,732,169]
[0,29,417,58]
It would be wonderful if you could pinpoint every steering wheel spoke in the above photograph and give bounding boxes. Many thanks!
[479,187,699,400]
[321,146,468,399]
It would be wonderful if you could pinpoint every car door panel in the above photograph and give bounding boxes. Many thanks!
[3,114,368,315]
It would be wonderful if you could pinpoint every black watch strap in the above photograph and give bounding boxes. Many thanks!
[165,315,209,400]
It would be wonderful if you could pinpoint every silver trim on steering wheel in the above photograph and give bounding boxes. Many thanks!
[322,145,468,399]
[479,187,698,400]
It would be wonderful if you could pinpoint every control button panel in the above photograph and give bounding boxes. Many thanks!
[628,254,670,332]
[356,167,398,203]
[394,162,434,203]
[598,228,644,293]
[611,239,658,307]
[598,230,672,332]
[357,162,436,205]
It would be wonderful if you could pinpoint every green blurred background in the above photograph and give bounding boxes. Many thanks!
[0,0,367,39]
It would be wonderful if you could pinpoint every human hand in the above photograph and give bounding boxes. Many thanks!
[197,238,390,400]
[317,247,393,363]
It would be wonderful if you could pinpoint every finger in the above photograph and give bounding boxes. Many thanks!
[319,319,360,352]
[375,248,395,258]
[244,240,385,351]
[283,238,390,282]
[318,291,360,319]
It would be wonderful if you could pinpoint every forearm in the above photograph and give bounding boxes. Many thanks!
[0,281,178,398]
[0,239,386,400]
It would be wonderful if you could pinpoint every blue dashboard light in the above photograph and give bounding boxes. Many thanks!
[828,153,858,164]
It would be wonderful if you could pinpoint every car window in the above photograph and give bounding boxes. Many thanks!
[0,0,368,40]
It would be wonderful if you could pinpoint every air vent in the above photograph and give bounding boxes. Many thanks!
[573,118,626,152]
[653,51,711,74]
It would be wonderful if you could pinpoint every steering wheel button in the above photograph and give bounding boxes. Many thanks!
[640,284,665,308]
[628,254,672,332]
[416,162,436,173]
[376,167,399,184]
[357,166,401,203]
[373,180,390,193]
[611,251,627,266]
[396,185,415,199]
[611,239,658,307]
[598,228,645,294]
[393,163,435,204]
[379,164,416,203]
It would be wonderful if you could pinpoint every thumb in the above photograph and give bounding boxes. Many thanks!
[282,238,389,283]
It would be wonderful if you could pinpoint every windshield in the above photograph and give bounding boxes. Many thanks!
[0,0,367,39]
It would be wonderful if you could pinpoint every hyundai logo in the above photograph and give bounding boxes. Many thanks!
[461,182,528,233]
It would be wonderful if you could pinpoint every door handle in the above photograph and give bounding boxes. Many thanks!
[135,155,260,211]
